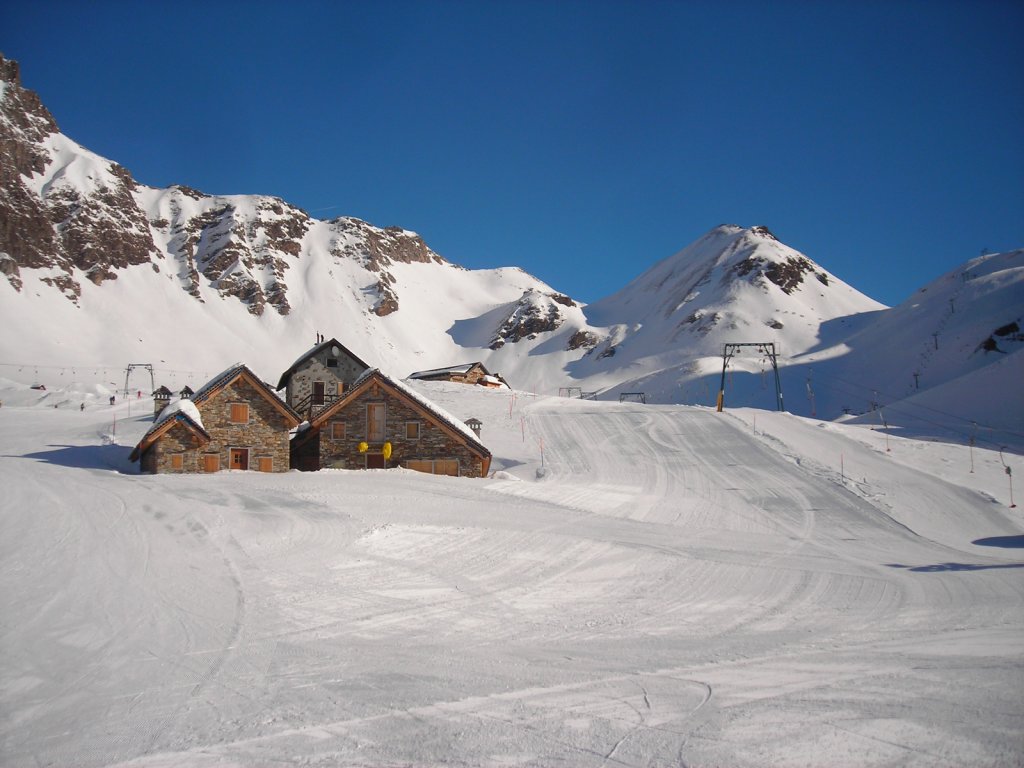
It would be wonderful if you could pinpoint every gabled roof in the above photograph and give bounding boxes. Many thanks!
[276,338,371,390]
[129,398,210,462]
[130,364,301,463]
[192,363,301,426]
[407,362,490,380]
[310,368,491,461]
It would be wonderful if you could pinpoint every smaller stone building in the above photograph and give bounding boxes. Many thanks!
[407,362,508,388]
[291,369,492,477]
[130,364,300,474]
[277,337,371,419]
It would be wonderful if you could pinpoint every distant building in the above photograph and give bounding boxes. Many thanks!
[407,362,508,389]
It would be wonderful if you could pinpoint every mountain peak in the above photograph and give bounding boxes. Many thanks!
[748,224,778,241]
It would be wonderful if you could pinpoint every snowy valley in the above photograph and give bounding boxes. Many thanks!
[1,380,1023,766]
[2,51,1024,768]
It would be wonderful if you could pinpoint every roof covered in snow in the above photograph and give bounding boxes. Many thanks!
[319,368,490,455]
[408,362,488,379]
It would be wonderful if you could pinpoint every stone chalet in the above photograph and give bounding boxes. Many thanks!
[130,364,300,473]
[277,337,371,420]
[290,368,492,477]
[407,362,508,389]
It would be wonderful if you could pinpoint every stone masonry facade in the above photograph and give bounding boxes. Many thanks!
[145,378,293,473]
[140,422,206,474]
[287,348,367,412]
[317,383,487,478]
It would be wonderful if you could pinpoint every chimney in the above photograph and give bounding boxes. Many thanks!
[152,386,172,418]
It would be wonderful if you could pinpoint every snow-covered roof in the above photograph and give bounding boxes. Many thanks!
[153,397,205,432]
[408,362,486,379]
[190,362,248,404]
[130,397,209,461]
[341,368,489,452]
[276,338,371,390]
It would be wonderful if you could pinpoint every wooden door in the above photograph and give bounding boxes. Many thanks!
[312,381,326,406]
[365,453,386,469]
[230,448,249,470]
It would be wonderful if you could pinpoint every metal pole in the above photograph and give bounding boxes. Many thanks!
[717,345,729,412]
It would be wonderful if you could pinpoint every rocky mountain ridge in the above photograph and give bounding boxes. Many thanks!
[2,53,1019,428]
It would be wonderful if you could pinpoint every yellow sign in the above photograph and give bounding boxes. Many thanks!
[358,441,368,453]
[382,442,392,460]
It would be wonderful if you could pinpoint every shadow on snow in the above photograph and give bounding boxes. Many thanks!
[886,561,1024,573]
[15,443,135,473]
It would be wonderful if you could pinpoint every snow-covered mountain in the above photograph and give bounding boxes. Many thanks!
[1,53,1020,437]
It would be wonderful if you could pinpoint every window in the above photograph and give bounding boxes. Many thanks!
[367,402,386,442]
[405,422,421,440]
[331,421,347,440]
[170,454,184,471]
[326,358,338,368]
[257,456,273,472]
[229,403,249,423]
[203,454,220,473]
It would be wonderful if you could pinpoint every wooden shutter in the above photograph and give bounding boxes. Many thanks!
[203,454,220,472]
[229,403,249,423]
[257,456,273,472]
[367,403,386,442]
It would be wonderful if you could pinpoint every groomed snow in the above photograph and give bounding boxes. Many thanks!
[1,380,1021,767]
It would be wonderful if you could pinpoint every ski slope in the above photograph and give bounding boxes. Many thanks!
[1,382,1022,767]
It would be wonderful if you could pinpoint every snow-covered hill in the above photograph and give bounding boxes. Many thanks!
[1,53,1020,443]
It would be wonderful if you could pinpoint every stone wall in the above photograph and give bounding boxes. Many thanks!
[316,383,487,477]
[286,349,366,410]
[144,378,293,473]
[199,378,293,471]
[141,423,206,473]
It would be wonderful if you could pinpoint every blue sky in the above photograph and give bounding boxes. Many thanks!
[4,0,1022,306]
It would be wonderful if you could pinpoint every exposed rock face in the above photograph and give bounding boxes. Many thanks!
[977,320,1023,354]
[490,289,566,349]
[729,253,829,295]
[328,218,447,317]
[567,329,600,351]
[0,54,458,320]
[157,196,311,316]
[0,53,158,301]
